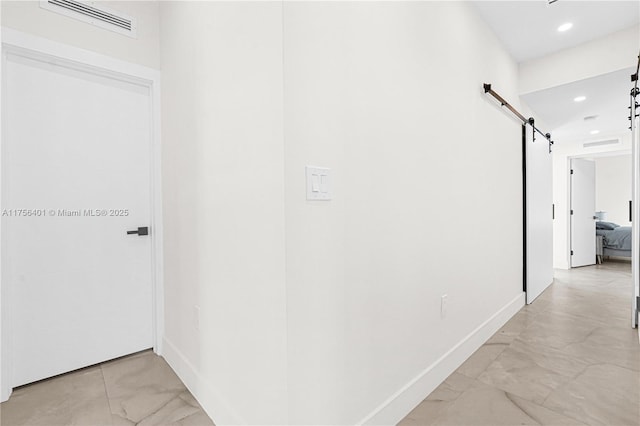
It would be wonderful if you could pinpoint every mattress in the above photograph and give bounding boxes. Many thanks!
[596,226,632,251]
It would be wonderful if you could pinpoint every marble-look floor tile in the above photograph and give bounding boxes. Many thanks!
[559,325,640,372]
[541,291,629,327]
[174,392,215,426]
[178,410,216,426]
[0,352,214,426]
[106,389,213,426]
[399,261,636,426]
[0,366,112,426]
[506,338,592,378]
[486,309,539,345]
[521,301,553,316]
[504,395,587,426]
[111,413,136,425]
[101,351,188,424]
[477,339,590,405]
[543,363,640,426]
[101,351,186,398]
[515,310,604,351]
[427,381,585,426]
[456,342,509,379]
[399,373,476,425]
[137,393,201,426]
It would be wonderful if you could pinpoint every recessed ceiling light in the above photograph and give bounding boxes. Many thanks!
[590,130,600,135]
[574,96,586,102]
[558,22,573,32]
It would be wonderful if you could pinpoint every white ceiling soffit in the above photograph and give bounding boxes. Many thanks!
[472,1,640,63]
[521,68,635,143]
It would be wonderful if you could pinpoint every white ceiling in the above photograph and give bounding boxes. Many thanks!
[472,1,640,63]
[473,1,639,145]
[521,68,635,143]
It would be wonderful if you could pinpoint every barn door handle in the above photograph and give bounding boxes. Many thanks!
[127,226,149,236]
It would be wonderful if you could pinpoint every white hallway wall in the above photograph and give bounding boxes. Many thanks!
[595,155,632,226]
[159,2,288,424]
[2,1,525,424]
[161,1,524,424]
[283,3,523,424]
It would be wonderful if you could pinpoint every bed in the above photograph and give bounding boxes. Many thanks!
[596,222,632,259]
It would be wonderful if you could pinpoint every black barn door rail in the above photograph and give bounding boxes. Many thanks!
[630,51,639,130]
[631,50,639,89]
[484,83,554,152]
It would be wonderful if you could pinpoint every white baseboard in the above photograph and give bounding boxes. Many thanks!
[161,337,243,425]
[163,292,525,426]
[358,292,526,426]
[0,383,11,403]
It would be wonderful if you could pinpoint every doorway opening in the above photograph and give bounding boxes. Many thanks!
[569,152,632,269]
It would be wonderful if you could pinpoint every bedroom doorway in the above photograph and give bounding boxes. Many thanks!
[569,153,632,268]
[565,151,635,331]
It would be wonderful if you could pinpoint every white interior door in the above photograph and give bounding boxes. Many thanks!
[525,123,553,304]
[4,50,153,387]
[570,159,596,268]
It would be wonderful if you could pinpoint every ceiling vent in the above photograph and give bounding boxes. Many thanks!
[583,139,620,149]
[40,0,137,38]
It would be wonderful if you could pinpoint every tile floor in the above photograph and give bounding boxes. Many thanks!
[1,261,638,426]
[400,259,640,426]
[0,350,214,426]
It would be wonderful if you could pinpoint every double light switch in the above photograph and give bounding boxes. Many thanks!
[306,166,332,200]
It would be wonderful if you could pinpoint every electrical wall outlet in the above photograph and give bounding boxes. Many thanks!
[441,294,448,319]
[194,305,201,331]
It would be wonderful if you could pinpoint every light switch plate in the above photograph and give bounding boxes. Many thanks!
[306,166,332,200]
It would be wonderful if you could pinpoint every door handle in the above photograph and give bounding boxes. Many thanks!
[127,226,149,236]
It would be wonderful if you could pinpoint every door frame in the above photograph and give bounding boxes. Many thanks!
[566,151,632,270]
[632,88,639,331]
[568,157,596,268]
[0,28,164,401]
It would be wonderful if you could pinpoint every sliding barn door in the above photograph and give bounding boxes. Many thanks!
[525,123,554,304]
